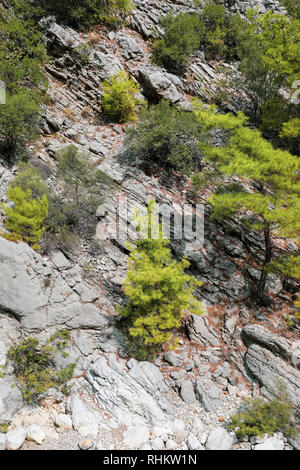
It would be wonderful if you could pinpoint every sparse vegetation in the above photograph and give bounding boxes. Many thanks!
[125,100,203,174]
[228,395,295,439]
[101,71,143,123]
[4,330,76,403]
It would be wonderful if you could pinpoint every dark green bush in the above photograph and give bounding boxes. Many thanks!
[6,330,76,402]
[152,13,203,73]
[125,100,203,174]
[197,0,244,61]
[228,396,295,439]
[37,0,133,30]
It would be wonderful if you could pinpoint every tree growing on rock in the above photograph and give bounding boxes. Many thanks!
[38,0,133,29]
[101,70,143,123]
[119,201,203,358]
[194,102,300,305]
[152,12,203,73]
[125,99,203,175]
[1,185,48,250]
[57,144,99,205]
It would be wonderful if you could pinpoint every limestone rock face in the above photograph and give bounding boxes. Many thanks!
[205,427,235,450]
[186,315,220,347]
[0,237,110,332]
[242,324,300,406]
[0,376,23,423]
[85,354,174,428]
[245,343,300,407]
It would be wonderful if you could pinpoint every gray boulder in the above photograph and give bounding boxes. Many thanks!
[25,424,46,445]
[206,427,235,450]
[0,377,23,423]
[165,350,187,367]
[6,427,26,450]
[186,315,220,347]
[244,343,300,407]
[0,237,110,332]
[187,433,204,450]
[0,433,6,450]
[117,33,143,59]
[180,381,196,404]
[139,68,183,103]
[254,437,284,450]
[67,394,99,437]
[195,378,222,412]
[85,354,175,428]
[123,426,150,449]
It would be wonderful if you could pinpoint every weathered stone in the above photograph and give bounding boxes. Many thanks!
[180,381,196,404]
[54,413,73,430]
[67,395,99,437]
[0,433,6,450]
[6,427,26,450]
[164,350,187,367]
[85,354,174,428]
[243,324,293,361]
[51,251,71,270]
[151,437,165,450]
[206,427,235,450]
[123,426,150,449]
[139,68,183,103]
[244,343,300,407]
[254,437,284,450]
[195,379,222,412]
[186,315,220,347]
[0,377,23,423]
[117,33,143,59]
[25,424,46,445]
[187,433,204,450]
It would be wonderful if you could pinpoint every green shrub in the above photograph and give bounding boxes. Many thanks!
[5,330,76,403]
[152,3,243,72]
[202,1,243,60]
[1,185,48,250]
[101,71,143,123]
[125,100,203,174]
[38,0,133,30]
[0,1,47,154]
[118,201,203,358]
[0,89,41,153]
[228,397,295,439]
[152,13,203,73]
[0,423,9,434]
[7,162,77,252]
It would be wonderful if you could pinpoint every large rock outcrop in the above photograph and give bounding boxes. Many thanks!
[242,324,300,406]
[85,354,177,429]
[0,237,110,332]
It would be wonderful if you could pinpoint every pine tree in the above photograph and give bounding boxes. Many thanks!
[57,145,98,205]
[119,201,203,354]
[1,185,48,250]
[194,102,300,304]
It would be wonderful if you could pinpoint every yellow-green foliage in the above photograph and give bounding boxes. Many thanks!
[280,118,300,154]
[193,101,300,300]
[228,396,294,439]
[5,330,76,403]
[101,71,143,123]
[1,185,48,250]
[119,201,203,356]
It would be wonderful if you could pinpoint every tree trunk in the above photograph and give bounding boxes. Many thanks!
[256,222,272,303]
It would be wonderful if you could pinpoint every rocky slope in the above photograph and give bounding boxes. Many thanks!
[0,0,299,451]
